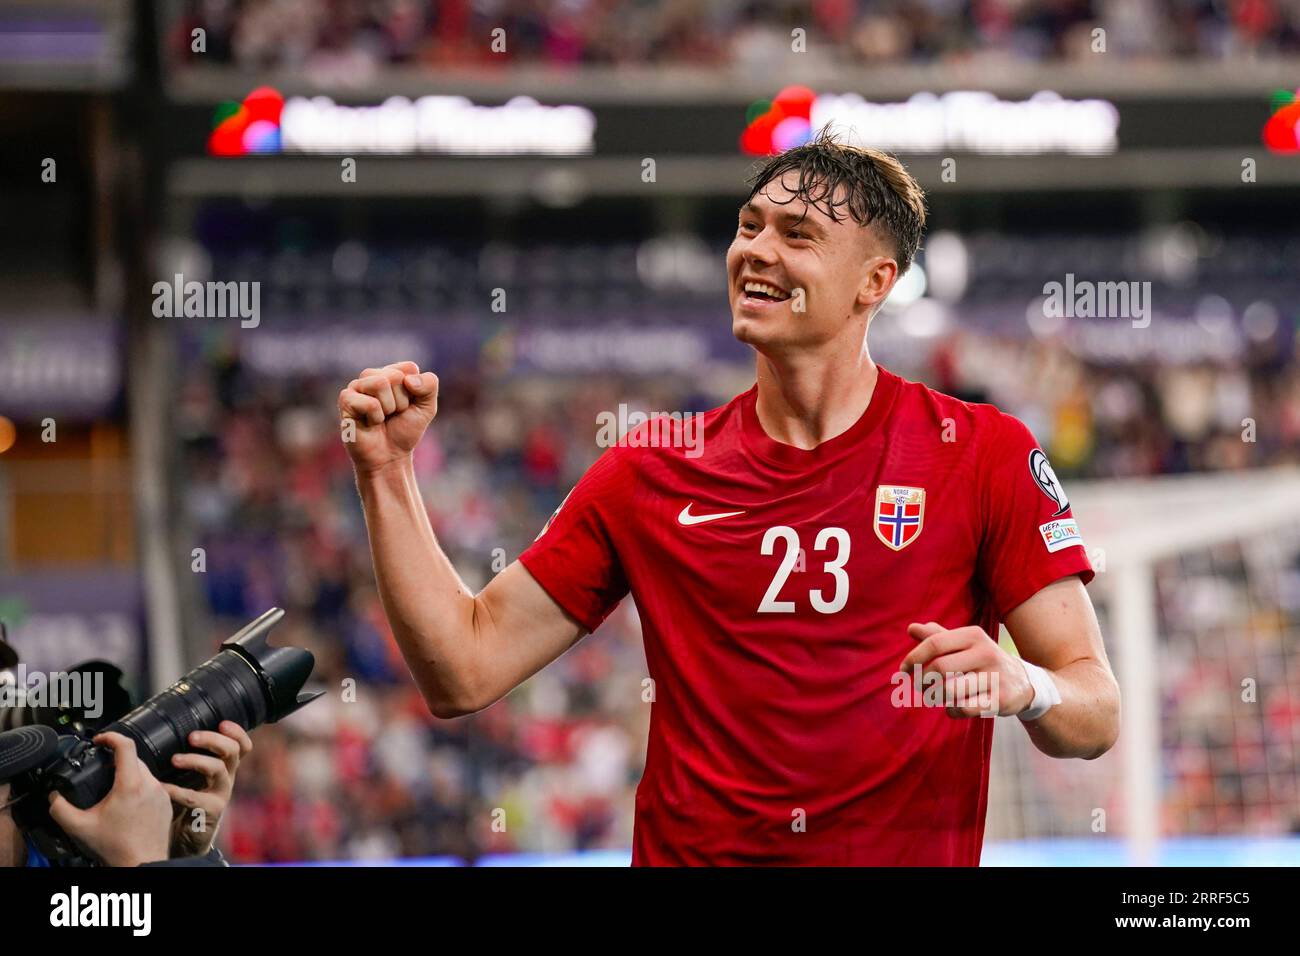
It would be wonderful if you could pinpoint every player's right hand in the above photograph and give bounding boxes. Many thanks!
[338,361,439,474]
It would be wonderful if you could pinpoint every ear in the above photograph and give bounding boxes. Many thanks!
[856,255,898,312]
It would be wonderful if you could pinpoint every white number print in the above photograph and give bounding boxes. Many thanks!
[809,527,850,613]
[758,526,800,612]
[758,526,850,614]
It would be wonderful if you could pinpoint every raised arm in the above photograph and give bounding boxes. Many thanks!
[339,362,587,718]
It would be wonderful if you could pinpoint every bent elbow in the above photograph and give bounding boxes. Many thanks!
[1084,691,1122,760]
[428,701,473,720]
[426,693,482,720]
[1083,732,1117,760]
[420,669,487,719]
[416,614,490,720]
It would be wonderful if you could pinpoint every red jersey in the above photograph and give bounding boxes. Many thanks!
[519,366,1094,865]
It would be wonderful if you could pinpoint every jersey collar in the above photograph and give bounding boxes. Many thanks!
[739,365,900,469]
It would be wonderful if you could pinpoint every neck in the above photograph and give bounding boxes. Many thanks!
[753,336,879,450]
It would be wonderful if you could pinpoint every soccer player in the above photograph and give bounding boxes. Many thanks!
[338,132,1120,865]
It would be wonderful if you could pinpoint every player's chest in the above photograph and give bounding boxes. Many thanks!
[625,455,982,619]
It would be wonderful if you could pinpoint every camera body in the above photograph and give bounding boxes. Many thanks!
[10,732,109,865]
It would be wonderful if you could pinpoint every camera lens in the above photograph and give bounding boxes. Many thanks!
[56,608,320,809]
[114,652,269,780]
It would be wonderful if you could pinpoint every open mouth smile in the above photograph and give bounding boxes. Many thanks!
[738,279,792,307]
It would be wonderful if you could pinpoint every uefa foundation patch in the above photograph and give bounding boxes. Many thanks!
[1039,518,1082,552]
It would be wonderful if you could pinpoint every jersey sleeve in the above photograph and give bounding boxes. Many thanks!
[517,447,633,633]
[976,412,1095,619]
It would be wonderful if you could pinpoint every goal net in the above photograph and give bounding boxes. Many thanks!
[985,467,1300,865]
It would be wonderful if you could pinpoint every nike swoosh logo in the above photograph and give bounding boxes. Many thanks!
[677,504,746,526]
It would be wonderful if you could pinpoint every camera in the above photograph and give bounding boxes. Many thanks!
[0,608,321,865]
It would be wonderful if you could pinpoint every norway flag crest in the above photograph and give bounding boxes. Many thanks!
[874,485,925,551]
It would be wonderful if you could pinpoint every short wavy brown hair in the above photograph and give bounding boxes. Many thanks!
[745,128,927,273]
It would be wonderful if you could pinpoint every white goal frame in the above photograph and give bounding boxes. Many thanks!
[1060,467,1300,864]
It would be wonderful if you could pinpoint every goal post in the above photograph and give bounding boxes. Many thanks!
[986,467,1300,865]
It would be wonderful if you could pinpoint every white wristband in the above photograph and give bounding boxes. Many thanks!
[1016,659,1061,721]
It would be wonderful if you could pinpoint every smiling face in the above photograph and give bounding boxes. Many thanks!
[727,172,900,356]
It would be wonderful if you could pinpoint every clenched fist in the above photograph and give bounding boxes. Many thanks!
[338,361,439,474]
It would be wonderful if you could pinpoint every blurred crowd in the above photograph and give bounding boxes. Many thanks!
[1157,537,1300,835]
[166,0,1300,73]
[177,359,699,861]
[916,331,1300,479]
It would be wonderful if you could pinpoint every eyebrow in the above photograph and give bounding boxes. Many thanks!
[739,202,826,232]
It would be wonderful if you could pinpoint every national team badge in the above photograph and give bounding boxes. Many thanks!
[874,485,925,551]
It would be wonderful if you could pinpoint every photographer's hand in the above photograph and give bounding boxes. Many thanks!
[164,720,252,857]
[47,732,172,867]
